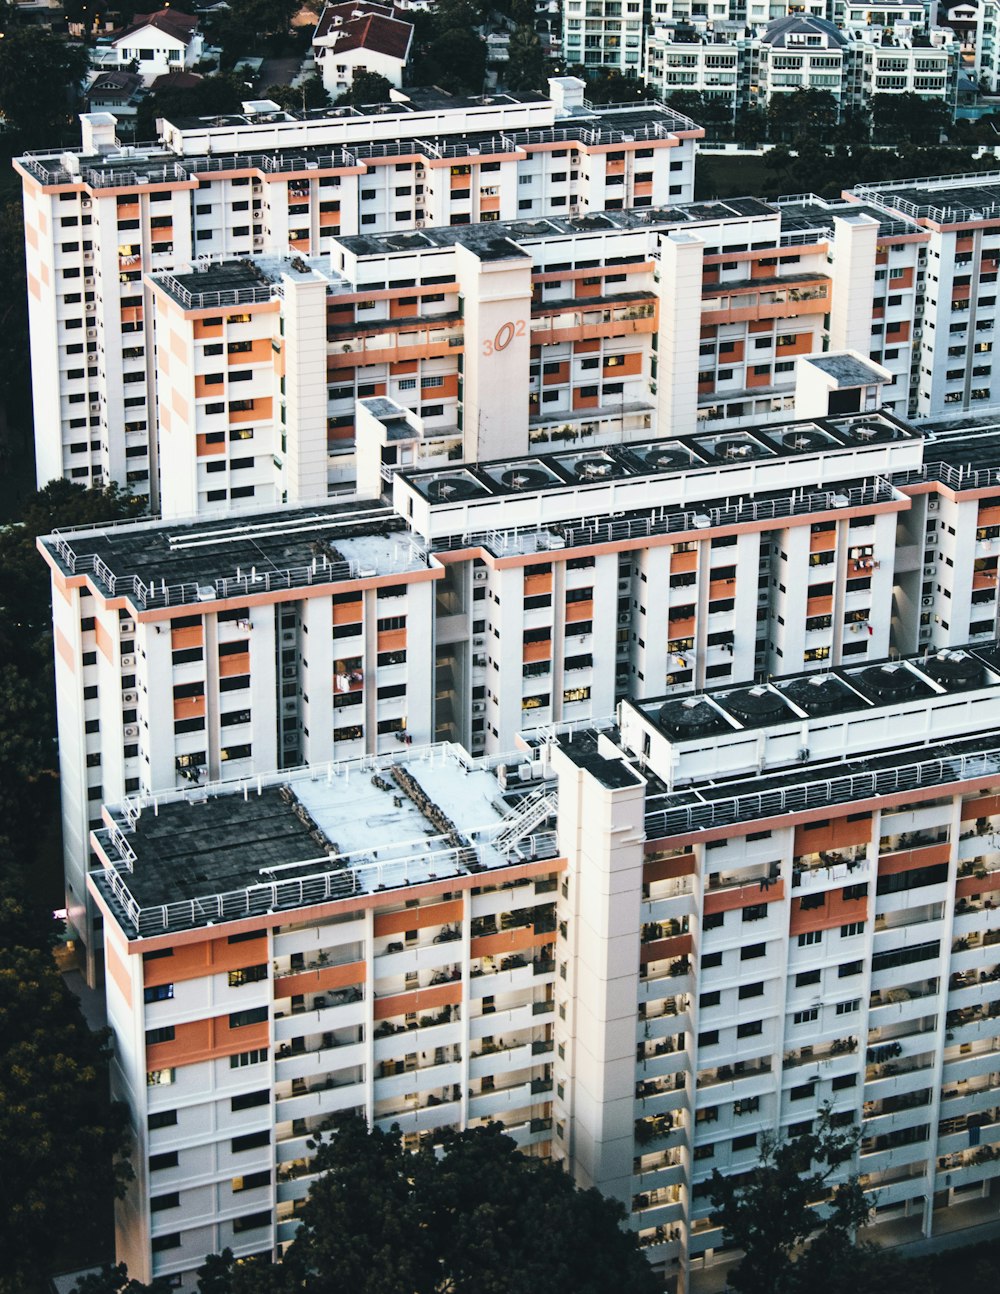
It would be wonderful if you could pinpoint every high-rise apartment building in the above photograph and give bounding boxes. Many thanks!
[39,390,1000,981]
[14,78,700,504]
[92,636,1000,1288]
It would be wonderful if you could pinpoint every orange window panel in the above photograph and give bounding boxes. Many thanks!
[374,899,464,937]
[667,617,695,639]
[193,318,222,339]
[978,506,1000,527]
[332,600,362,626]
[642,853,695,883]
[373,982,462,1021]
[195,375,223,399]
[146,1015,269,1069]
[196,434,225,457]
[143,932,268,988]
[793,816,871,856]
[810,531,836,553]
[574,339,601,354]
[703,879,784,915]
[470,926,546,959]
[670,550,698,574]
[523,639,551,663]
[789,887,867,936]
[377,629,407,652]
[219,651,250,677]
[173,695,206,721]
[524,573,553,596]
[230,398,272,424]
[604,351,643,376]
[805,596,832,617]
[572,391,599,410]
[171,624,204,649]
[274,960,366,999]
[565,600,593,622]
[639,933,692,966]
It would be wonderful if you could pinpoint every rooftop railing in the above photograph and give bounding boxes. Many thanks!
[644,744,1000,840]
[154,274,277,310]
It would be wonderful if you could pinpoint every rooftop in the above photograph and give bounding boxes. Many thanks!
[777,195,924,241]
[337,196,779,259]
[90,745,559,937]
[850,171,1000,224]
[39,501,426,612]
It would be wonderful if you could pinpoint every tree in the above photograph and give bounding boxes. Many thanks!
[0,27,89,147]
[871,93,950,147]
[199,1117,659,1294]
[505,24,547,93]
[0,883,132,1293]
[767,88,838,144]
[707,1106,870,1294]
[71,1264,172,1294]
[339,70,394,108]
[264,73,330,111]
[134,72,247,141]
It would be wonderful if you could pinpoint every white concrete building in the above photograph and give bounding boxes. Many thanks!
[311,1,414,96]
[106,8,205,84]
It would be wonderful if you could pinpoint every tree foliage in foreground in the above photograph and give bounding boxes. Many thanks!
[197,1117,660,1294]
[708,1105,870,1294]
[0,882,132,1294]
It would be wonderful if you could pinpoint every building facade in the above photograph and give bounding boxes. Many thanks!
[92,638,1000,1287]
[13,79,700,505]
[39,397,1000,981]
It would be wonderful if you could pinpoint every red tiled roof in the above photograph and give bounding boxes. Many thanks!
[313,0,412,54]
[113,8,199,47]
[150,69,205,90]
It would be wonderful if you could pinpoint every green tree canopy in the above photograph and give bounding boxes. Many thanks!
[0,883,132,1293]
[0,27,89,146]
[196,1117,659,1294]
[338,70,394,108]
[708,1105,870,1294]
[505,25,547,93]
[871,93,951,147]
[767,87,838,143]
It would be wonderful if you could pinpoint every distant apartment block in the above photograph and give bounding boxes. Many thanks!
[13,79,700,505]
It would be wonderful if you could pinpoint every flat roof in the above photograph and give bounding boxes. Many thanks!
[336,197,779,259]
[850,173,1000,223]
[91,745,558,937]
[806,354,887,386]
[40,501,426,612]
[401,411,920,506]
[777,197,922,241]
[630,644,1000,741]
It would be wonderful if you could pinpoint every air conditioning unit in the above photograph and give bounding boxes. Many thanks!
[928,499,939,511]
[926,533,938,546]
[90,403,101,414]
[473,570,487,582]
[618,612,630,625]
[120,619,135,634]
[87,328,97,339]
[122,690,139,704]
[849,623,861,633]
[121,654,136,668]
[123,724,139,739]
[922,596,934,606]
[473,654,487,668]
[473,635,485,647]
[472,701,486,714]
[415,219,426,228]
[82,199,92,210]
[254,236,264,246]
[923,564,935,576]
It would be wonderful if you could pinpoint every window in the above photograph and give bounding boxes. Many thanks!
[733,1133,757,1151]
[699,990,721,1008]
[836,999,860,1015]
[232,1170,271,1193]
[698,1030,720,1047]
[233,1211,271,1234]
[838,960,863,978]
[144,983,174,1003]
[840,922,864,938]
[737,1020,763,1038]
[795,970,821,987]
[231,1048,268,1068]
[149,1152,179,1171]
[740,943,765,961]
[742,904,767,922]
[150,1192,180,1212]
[793,1007,818,1024]
[701,951,723,969]
[790,1082,816,1101]
[797,930,821,947]
[151,1234,181,1253]
[148,1110,177,1131]
[229,1007,268,1029]
[231,1089,269,1112]
[738,981,764,999]
[145,1026,175,1045]
[228,964,267,987]
[231,1130,270,1153]
[832,1073,857,1090]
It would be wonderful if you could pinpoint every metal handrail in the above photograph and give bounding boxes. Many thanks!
[644,745,1000,840]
